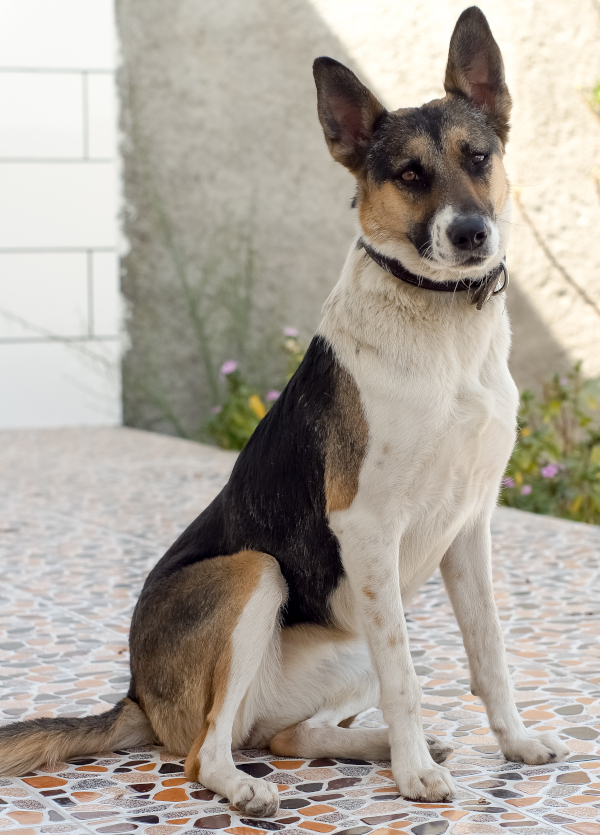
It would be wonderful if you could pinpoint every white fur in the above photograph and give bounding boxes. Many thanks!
[194,559,285,817]
[195,197,567,812]
[316,237,568,796]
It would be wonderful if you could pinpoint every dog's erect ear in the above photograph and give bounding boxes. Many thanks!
[444,7,511,145]
[313,57,386,173]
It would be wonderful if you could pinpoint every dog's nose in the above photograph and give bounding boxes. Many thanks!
[447,216,488,251]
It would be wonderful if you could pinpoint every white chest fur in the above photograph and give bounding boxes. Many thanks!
[320,243,519,602]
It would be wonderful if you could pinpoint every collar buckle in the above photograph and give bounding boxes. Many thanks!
[468,260,510,310]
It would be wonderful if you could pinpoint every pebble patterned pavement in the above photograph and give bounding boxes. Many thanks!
[1,428,599,835]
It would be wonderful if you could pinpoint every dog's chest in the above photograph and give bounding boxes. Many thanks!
[363,370,514,507]
[326,309,517,595]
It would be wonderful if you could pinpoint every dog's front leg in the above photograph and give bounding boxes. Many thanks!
[334,510,456,801]
[441,513,569,764]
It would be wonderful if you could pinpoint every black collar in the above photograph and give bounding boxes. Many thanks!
[358,238,509,310]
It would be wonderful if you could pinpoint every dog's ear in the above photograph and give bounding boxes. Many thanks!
[444,7,511,146]
[313,57,386,173]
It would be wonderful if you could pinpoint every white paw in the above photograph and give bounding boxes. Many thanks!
[426,733,453,764]
[500,731,570,765]
[394,761,456,802]
[230,777,279,817]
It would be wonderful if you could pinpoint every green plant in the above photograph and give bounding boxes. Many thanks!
[501,362,600,524]
[205,361,266,451]
[206,330,306,451]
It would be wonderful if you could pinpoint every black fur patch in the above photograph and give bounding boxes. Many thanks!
[368,99,500,186]
[137,336,347,628]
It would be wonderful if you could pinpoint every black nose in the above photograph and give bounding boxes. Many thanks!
[447,215,488,251]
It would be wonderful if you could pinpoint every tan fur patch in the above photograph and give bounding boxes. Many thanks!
[359,180,418,247]
[269,723,302,757]
[487,155,510,214]
[131,551,277,757]
[324,364,369,513]
[184,721,209,782]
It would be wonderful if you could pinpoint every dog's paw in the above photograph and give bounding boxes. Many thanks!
[394,762,456,802]
[230,777,279,817]
[426,733,452,764]
[500,731,569,765]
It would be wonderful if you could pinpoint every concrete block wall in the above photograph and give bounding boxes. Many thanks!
[0,0,121,429]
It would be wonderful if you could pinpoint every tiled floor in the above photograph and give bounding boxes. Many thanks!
[1,428,600,835]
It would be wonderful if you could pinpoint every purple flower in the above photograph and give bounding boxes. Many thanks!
[211,405,222,414]
[502,476,515,488]
[220,360,238,376]
[541,464,559,478]
[266,390,280,402]
[283,326,298,337]
[560,377,569,386]
[521,485,532,496]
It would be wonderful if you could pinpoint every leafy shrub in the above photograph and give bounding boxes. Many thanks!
[206,329,304,450]
[500,363,600,524]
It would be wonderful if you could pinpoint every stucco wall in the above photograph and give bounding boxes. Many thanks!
[117,0,600,437]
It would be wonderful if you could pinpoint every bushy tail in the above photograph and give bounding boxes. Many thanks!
[0,697,154,776]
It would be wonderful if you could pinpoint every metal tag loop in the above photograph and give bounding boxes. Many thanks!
[469,259,509,310]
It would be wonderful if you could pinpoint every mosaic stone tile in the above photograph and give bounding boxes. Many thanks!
[2,428,600,835]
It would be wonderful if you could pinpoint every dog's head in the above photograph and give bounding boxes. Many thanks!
[313,7,511,278]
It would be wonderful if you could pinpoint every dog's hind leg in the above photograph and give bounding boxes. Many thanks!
[184,552,286,817]
[271,707,390,759]
[270,710,450,763]
[248,624,451,766]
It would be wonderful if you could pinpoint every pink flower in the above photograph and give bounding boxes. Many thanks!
[220,360,238,376]
[283,326,298,337]
[211,405,222,414]
[560,377,569,386]
[541,464,558,478]
[502,476,515,488]
[266,390,280,401]
[521,485,532,496]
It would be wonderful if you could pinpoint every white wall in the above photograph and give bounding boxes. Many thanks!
[0,0,121,428]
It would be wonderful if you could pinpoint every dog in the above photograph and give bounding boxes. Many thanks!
[0,5,568,813]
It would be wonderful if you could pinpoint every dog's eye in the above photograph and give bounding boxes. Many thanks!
[401,170,419,181]
[472,154,487,164]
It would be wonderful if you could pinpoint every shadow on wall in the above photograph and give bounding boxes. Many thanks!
[117,0,582,440]
[506,276,570,393]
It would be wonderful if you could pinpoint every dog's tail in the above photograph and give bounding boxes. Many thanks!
[0,697,154,776]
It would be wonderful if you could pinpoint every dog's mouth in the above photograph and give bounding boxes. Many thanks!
[421,249,495,276]
[454,254,489,268]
